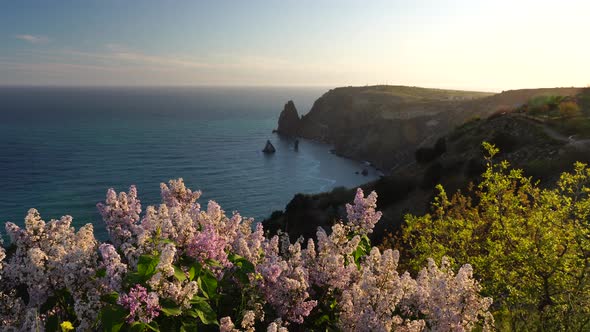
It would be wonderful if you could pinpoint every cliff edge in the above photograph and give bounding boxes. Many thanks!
[288,85,582,171]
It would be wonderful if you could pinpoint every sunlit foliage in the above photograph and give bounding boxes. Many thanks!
[401,142,590,331]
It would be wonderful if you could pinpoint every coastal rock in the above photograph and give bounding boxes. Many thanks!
[276,100,301,137]
[290,85,582,171]
[262,140,276,153]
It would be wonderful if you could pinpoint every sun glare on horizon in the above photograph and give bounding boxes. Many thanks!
[1,0,589,91]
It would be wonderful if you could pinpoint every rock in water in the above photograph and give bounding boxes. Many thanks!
[262,140,276,153]
[276,100,301,137]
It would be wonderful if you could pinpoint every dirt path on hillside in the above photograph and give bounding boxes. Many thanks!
[515,114,590,150]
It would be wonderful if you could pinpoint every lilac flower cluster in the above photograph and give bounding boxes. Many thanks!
[258,237,318,323]
[2,209,101,330]
[98,243,127,292]
[345,188,382,235]
[118,284,161,324]
[0,179,494,331]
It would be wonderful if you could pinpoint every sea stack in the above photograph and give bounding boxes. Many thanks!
[262,140,276,153]
[276,100,301,137]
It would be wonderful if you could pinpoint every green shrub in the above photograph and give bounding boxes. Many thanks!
[401,142,590,330]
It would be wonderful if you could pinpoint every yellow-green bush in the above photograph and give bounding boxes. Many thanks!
[400,142,590,331]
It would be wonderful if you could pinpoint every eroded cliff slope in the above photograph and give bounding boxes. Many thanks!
[288,85,582,171]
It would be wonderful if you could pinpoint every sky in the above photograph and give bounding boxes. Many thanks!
[1,0,589,91]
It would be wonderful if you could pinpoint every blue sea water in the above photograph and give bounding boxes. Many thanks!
[0,87,378,240]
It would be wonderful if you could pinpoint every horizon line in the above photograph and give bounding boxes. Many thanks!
[0,83,585,94]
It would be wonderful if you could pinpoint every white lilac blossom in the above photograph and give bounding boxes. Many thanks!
[408,258,495,331]
[3,209,101,330]
[97,186,142,248]
[220,316,237,332]
[98,243,127,292]
[0,179,494,331]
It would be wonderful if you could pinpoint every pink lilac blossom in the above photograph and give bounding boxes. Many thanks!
[345,188,382,235]
[303,224,359,290]
[186,223,229,267]
[160,178,201,211]
[408,258,495,331]
[258,237,317,324]
[0,180,494,331]
[118,284,161,324]
[339,248,420,332]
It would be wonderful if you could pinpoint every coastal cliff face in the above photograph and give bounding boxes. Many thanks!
[266,86,590,242]
[276,100,301,136]
[292,85,582,171]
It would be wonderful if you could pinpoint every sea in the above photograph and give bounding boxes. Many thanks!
[0,86,379,240]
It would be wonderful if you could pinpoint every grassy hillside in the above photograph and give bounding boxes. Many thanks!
[295,85,583,171]
[265,88,590,243]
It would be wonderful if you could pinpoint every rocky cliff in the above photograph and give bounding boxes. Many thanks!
[290,85,582,171]
[266,86,590,243]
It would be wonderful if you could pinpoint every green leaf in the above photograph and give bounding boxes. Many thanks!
[100,292,119,305]
[129,322,146,332]
[191,297,218,325]
[228,254,255,274]
[44,314,59,332]
[188,262,202,281]
[197,270,218,300]
[174,265,186,282]
[136,255,160,278]
[160,299,182,317]
[100,305,127,332]
[145,321,160,332]
[160,306,182,317]
[96,268,107,278]
[183,309,198,318]
[204,258,223,268]
[180,321,198,332]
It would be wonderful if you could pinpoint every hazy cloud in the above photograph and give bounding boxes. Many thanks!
[14,34,50,44]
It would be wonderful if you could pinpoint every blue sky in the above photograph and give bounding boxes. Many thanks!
[1,0,589,90]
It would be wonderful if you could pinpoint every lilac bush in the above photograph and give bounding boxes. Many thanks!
[0,181,493,331]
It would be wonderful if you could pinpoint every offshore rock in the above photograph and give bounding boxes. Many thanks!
[262,140,276,153]
[276,100,301,137]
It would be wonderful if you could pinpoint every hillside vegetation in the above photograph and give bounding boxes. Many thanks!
[288,85,583,171]
[265,88,590,330]
[266,88,590,242]
[400,143,590,330]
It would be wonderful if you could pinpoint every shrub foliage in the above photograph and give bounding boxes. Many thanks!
[402,142,590,331]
